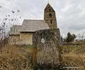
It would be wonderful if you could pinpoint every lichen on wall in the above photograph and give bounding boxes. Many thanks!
[33,29,61,68]
[20,33,33,45]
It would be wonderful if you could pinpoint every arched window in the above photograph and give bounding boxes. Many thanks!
[49,13,52,17]
[50,20,52,24]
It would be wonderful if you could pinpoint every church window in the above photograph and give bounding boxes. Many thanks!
[49,13,52,17]
[50,20,52,24]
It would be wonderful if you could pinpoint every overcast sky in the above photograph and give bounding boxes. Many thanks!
[0,0,85,37]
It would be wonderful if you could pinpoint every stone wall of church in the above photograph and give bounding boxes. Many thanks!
[44,12,57,29]
[9,33,33,45]
[44,3,57,29]
[33,29,61,68]
[20,33,33,45]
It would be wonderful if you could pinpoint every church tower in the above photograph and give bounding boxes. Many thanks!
[44,3,57,29]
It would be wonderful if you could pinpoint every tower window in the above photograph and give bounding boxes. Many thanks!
[49,13,52,17]
[50,20,52,24]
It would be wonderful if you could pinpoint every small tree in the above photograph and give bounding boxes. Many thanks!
[72,34,76,40]
[66,32,76,42]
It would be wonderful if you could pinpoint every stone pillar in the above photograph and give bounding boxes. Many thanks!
[33,29,61,68]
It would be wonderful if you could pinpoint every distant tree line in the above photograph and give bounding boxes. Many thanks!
[61,32,76,43]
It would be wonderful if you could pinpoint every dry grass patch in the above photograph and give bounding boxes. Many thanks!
[61,44,85,70]
[0,44,33,70]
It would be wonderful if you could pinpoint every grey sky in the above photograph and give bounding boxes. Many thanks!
[0,0,85,37]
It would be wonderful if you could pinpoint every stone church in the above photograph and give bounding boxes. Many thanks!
[9,3,61,68]
[9,3,60,46]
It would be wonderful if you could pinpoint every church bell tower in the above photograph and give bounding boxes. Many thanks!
[44,3,57,29]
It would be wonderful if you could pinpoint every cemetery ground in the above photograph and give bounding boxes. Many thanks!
[0,43,85,70]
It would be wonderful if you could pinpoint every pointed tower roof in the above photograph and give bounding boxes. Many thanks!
[44,3,55,12]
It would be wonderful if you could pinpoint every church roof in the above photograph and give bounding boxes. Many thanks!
[9,25,21,35]
[44,3,55,12]
[21,20,49,32]
[9,20,49,35]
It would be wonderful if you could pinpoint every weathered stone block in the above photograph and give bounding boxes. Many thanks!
[33,29,61,68]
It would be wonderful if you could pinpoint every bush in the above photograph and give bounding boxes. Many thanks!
[66,32,76,42]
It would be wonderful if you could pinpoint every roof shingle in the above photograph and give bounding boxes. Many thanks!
[21,20,49,32]
[9,19,49,35]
